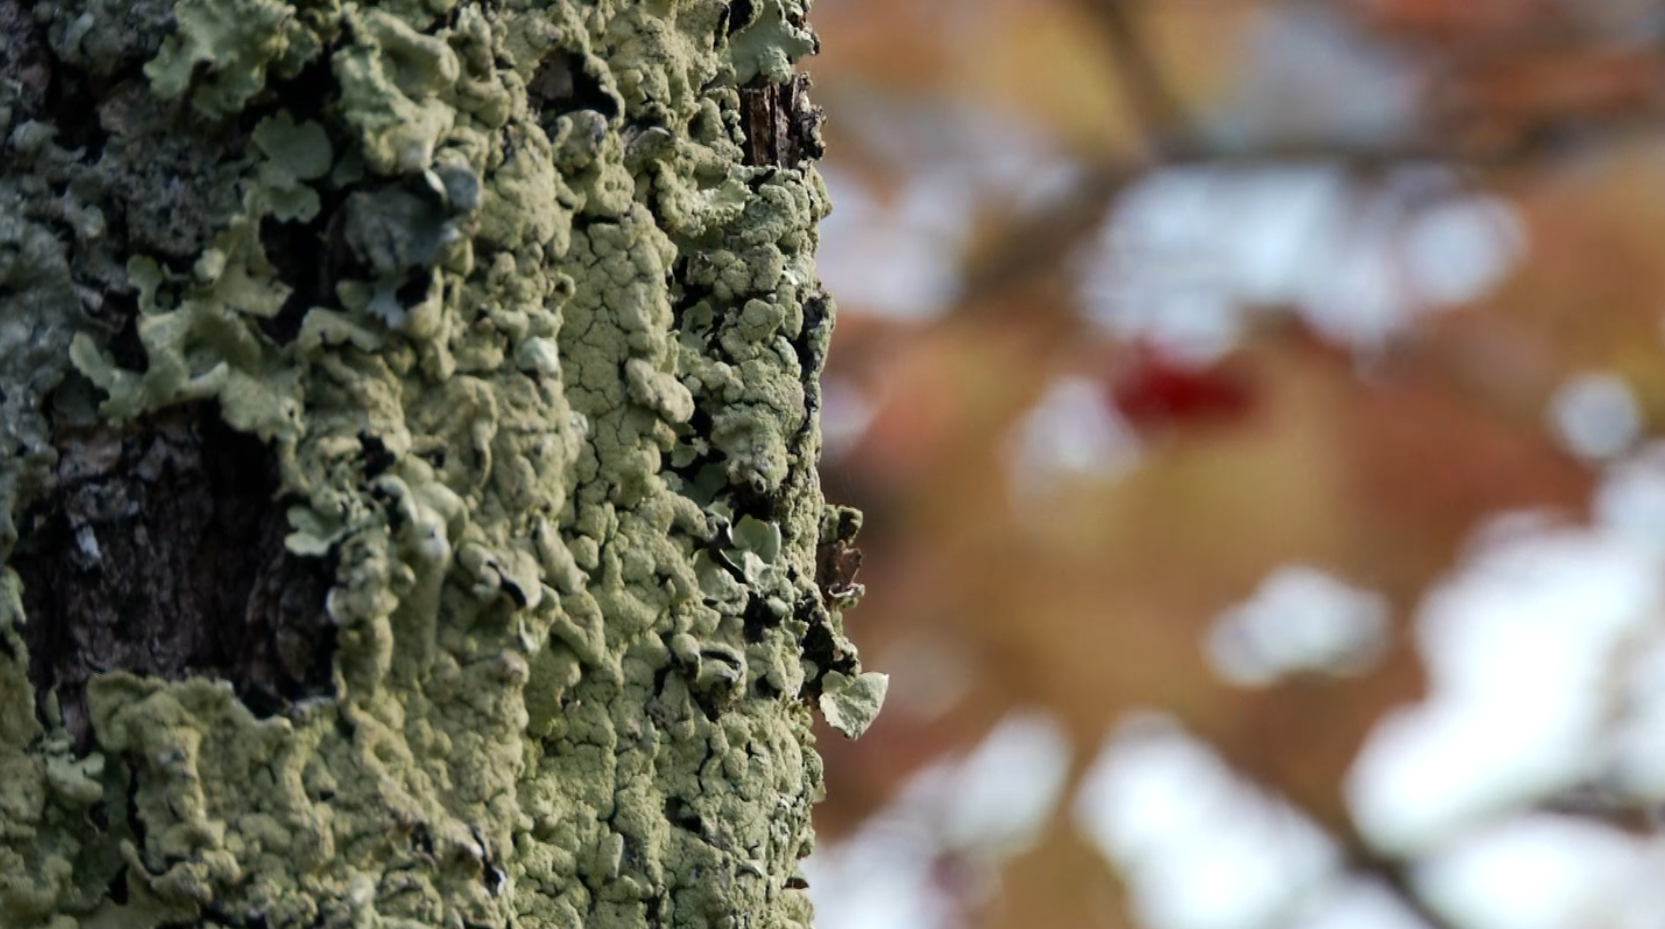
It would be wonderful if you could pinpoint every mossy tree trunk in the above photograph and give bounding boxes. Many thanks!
[0,0,883,926]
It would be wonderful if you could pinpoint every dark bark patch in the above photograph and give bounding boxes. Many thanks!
[0,0,53,125]
[728,474,785,521]
[741,594,776,643]
[528,49,620,121]
[121,752,145,849]
[104,865,129,904]
[796,606,857,699]
[787,288,829,375]
[359,432,395,478]
[46,66,116,159]
[814,507,863,606]
[13,405,334,749]
[739,74,823,169]
[257,56,334,126]
[726,0,757,35]
[94,79,242,261]
[258,178,351,343]
[664,795,704,833]
[76,286,149,374]
[800,289,828,339]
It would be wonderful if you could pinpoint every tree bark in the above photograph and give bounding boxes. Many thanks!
[0,0,883,926]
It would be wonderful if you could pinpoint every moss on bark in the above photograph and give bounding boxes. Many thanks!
[0,0,880,925]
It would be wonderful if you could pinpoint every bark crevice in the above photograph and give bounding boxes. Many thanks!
[13,404,333,747]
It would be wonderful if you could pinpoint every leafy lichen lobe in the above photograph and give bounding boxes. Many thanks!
[0,0,882,926]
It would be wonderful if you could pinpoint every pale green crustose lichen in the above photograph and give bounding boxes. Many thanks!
[0,0,883,926]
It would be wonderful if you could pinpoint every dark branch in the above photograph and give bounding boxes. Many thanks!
[956,116,1665,300]
[1074,0,1193,158]
[1332,821,1457,929]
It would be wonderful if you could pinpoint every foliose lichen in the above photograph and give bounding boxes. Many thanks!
[0,0,881,926]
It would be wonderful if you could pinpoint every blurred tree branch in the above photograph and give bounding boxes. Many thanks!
[1334,823,1457,929]
[958,138,1503,302]
[959,0,1665,302]
[1076,0,1193,158]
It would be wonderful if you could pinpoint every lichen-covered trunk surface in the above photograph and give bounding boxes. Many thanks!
[0,0,884,925]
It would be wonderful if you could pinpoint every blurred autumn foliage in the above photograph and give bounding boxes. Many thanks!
[800,1,1665,927]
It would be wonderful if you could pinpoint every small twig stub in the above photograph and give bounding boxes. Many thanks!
[740,73,825,169]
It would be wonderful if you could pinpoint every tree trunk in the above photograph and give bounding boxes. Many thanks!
[0,0,884,925]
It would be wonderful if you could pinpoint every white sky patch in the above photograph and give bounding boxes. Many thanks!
[873,631,975,724]
[1072,500,1665,929]
[816,165,962,321]
[1295,216,1405,350]
[1548,371,1643,462]
[1593,442,1665,555]
[1398,195,1525,306]
[930,710,1072,854]
[1593,444,1665,800]
[816,103,1078,321]
[1206,564,1391,687]
[806,709,1072,929]
[1283,879,1433,929]
[1006,375,1143,500]
[1301,170,1522,350]
[1080,165,1339,363]
[1347,522,1665,855]
[1074,714,1339,929]
[820,374,877,461]
[1078,163,1524,358]
[802,817,958,929]
[1214,3,1421,149]
[1081,6,1460,355]
[1415,815,1665,929]
[1607,631,1665,801]
[1414,524,1657,697]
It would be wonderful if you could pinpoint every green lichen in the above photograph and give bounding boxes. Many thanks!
[334,8,461,176]
[144,0,333,120]
[729,0,818,85]
[2,0,877,927]
[817,670,888,740]
[252,111,334,221]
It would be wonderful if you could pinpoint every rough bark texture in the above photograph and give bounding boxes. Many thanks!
[0,1,882,926]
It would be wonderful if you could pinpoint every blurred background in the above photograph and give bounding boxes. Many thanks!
[794,1,1665,927]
